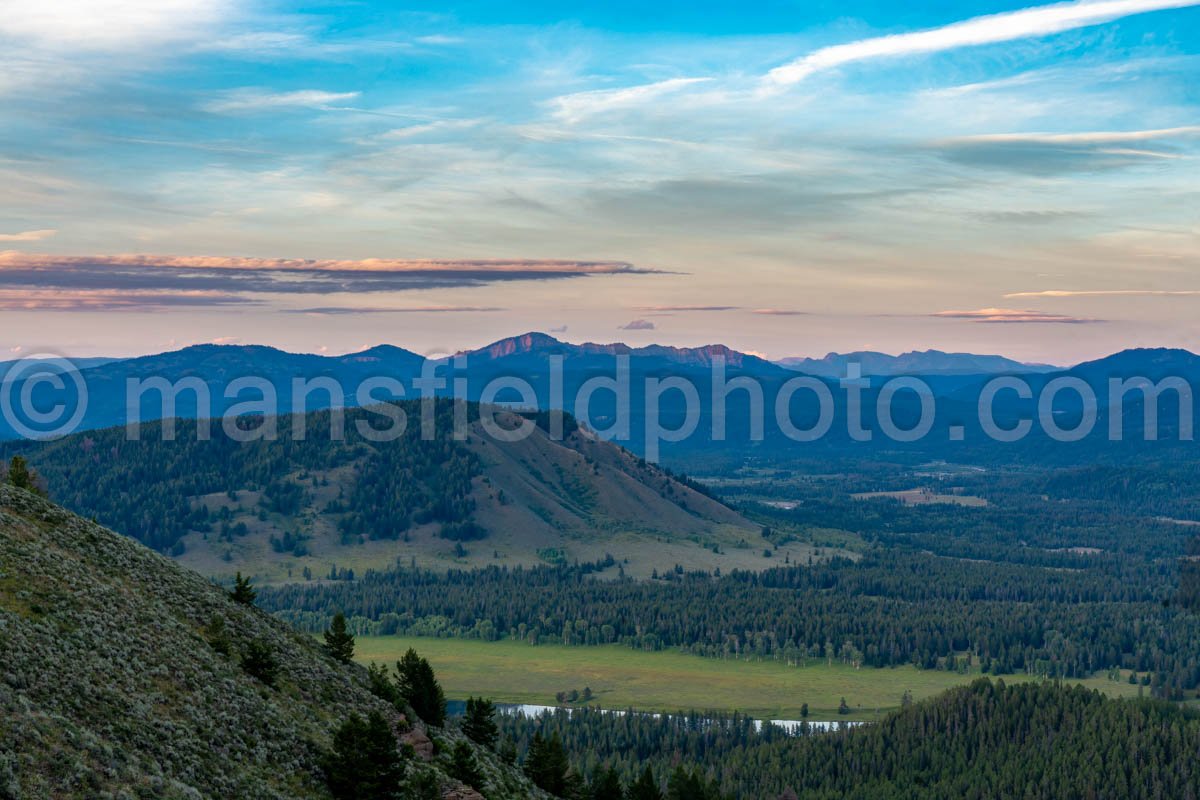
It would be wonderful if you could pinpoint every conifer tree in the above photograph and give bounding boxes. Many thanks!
[666,766,706,800]
[627,766,663,800]
[524,731,571,794]
[449,741,484,790]
[408,769,442,800]
[367,661,401,706]
[498,738,518,765]
[461,696,498,748]
[6,456,31,491]
[203,614,232,656]
[395,648,446,726]
[231,572,257,605]
[240,640,279,686]
[323,612,355,663]
[5,456,45,496]
[323,711,405,800]
[590,765,624,800]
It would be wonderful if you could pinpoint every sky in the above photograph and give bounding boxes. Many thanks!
[1,0,1198,364]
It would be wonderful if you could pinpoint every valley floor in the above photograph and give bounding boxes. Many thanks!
[354,635,1141,721]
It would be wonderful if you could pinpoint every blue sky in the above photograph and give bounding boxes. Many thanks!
[1,0,1198,362]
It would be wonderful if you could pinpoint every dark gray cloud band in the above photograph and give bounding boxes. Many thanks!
[0,253,660,303]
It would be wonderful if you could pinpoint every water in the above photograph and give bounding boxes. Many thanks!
[449,700,864,734]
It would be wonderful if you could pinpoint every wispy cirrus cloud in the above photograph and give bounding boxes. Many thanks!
[930,125,1200,173]
[765,0,1200,86]
[0,229,55,242]
[203,89,362,114]
[1006,289,1200,297]
[0,289,255,312]
[951,126,1200,144]
[287,305,504,315]
[933,307,1103,323]
[635,304,740,312]
[752,308,809,316]
[548,78,712,123]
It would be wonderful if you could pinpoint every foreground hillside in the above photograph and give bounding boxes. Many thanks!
[8,402,767,583]
[0,485,542,799]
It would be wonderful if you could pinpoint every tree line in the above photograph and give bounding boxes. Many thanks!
[496,680,1200,799]
[262,550,1200,697]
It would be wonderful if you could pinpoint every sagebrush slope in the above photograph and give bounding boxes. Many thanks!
[0,485,541,799]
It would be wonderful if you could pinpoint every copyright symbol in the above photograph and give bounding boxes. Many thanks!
[0,354,88,440]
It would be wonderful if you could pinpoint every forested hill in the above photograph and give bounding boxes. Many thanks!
[4,401,753,578]
[499,679,1200,799]
[0,484,544,799]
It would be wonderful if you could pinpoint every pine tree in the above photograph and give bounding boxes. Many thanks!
[5,456,44,496]
[449,741,484,789]
[240,640,279,686]
[666,766,705,800]
[461,696,498,748]
[367,661,401,706]
[395,648,446,726]
[323,612,355,663]
[590,765,624,800]
[231,572,257,605]
[408,768,442,800]
[323,711,405,800]
[203,614,232,656]
[6,456,30,490]
[524,732,570,794]
[627,766,663,800]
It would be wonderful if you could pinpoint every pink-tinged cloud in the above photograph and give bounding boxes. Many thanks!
[0,289,255,312]
[619,319,657,330]
[932,307,1103,324]
[1005,289,1200,298]
[0,251,649,274]
[635,304,739,312]
[0,230,56,242]
[288,305,504,315]
[0,251,660,296]
[752,308,809,316]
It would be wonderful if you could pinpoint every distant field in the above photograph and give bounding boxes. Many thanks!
[852,488,988,507]
[355,636,1139,721]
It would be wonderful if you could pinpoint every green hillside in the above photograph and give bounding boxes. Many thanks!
[6,402,811,585]
[0,484,543,799]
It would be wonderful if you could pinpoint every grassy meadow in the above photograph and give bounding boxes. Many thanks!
[355,635,1141,721]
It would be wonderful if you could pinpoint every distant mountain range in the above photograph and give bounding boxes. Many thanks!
[775,349,1058,377]
[0,355,123,380]
[3,335,1198,464]
[458,331,785,372]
